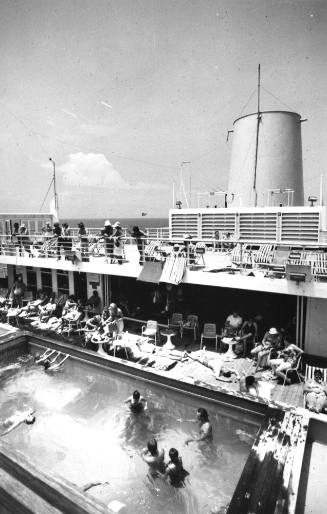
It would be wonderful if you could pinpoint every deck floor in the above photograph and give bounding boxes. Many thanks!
[0,320,305,412]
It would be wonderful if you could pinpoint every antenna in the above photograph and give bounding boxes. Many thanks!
[253,64,261,207]
[49,158,59,217]
[180,161,191,208]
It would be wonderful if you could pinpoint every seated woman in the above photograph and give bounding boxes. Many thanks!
[268,342,303,384]
[17,291,48,318]
[240,317,258,354]
[304,369,327,413]
[57,303,84,333]
[224,311,243,337]
[251,327,282,372]
[38,295,57,322]
[84,291,101,315]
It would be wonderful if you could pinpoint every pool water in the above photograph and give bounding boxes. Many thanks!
[0,351,260,514]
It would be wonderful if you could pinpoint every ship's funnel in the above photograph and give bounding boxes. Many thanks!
[227,111,304,207]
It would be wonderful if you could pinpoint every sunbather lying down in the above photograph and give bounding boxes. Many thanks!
[184,349,240,382]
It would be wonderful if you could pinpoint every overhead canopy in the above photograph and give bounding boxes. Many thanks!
[137,261,163,284]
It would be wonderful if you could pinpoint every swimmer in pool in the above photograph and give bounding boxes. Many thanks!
[141,438,165,477]
[125,390,148,413]
[185,408,213,445]
[0,408,35,436]
[158,448,189,487]
[43,353,69,371]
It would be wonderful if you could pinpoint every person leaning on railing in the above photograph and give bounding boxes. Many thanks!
[130,226,147,265]
[77,222,89,262]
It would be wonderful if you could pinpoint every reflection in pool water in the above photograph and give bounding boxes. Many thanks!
[0,352,259,513]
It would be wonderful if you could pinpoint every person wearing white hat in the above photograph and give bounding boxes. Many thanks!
[251,326,282,371]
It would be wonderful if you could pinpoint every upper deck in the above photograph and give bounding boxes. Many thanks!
[1,228,327,299]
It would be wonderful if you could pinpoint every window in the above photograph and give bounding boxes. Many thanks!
[41,268,52,295]
[57,270,69,297]
[26,267,37,296]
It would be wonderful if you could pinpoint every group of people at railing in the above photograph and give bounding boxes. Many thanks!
[0,220,148,264]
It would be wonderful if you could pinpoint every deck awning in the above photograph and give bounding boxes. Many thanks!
[137,261,163,283]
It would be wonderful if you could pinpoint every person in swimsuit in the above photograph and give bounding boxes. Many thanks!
[0,408,35,436]
[185,407,212,445]
[125,390,147,413]
[159,448,188,487]
[141,438,165,477]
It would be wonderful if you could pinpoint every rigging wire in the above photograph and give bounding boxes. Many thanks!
[239,87,257,117]
[39,178,54,213]
[261,86,297,113]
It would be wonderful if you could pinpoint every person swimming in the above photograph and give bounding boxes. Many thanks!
[185,408,213,445]
[141,438,165,477]
[125,390,147,414]
[0,408,35,436]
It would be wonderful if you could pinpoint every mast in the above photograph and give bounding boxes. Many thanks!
[49,157,59,219]
[253,64,261,207]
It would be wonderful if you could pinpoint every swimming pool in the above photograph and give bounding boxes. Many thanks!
[0,342,261,514]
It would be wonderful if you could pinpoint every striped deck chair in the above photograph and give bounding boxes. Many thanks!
[311,252,327,280]
[254,244,275,265]
[231,244,242,265]
[160,254,186,285]
[305,364,327,382]
[144,240,163,261]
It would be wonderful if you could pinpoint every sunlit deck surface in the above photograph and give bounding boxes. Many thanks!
[5,322,305,413]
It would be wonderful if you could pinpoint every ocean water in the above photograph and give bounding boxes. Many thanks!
[63,218,168,230]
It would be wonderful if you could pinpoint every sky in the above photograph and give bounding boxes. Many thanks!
[0,0,326,218]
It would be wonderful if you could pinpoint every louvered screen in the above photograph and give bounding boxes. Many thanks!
[281,212,320,242]
[170,213,198,238]
[239,213,277,241]
[201,213,236,238]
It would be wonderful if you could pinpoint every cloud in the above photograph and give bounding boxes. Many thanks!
[58,152,128,188]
